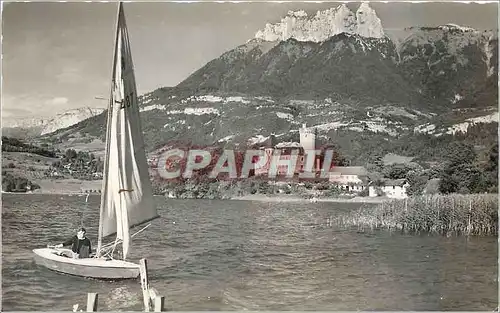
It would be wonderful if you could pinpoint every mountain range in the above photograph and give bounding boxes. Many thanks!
[2,107,105,138]
[176,4,497,109]
[21,3,499,164]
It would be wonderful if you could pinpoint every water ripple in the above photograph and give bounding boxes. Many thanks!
[2,194,498,311]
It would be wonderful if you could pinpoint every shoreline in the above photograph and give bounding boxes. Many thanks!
[1,178,391,203]
[230,194,392,203]
[3,189,392,203]
[2,177,391,204]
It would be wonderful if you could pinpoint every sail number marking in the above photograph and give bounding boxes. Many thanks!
[115,91,134,109]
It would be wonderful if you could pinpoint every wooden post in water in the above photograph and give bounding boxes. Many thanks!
[86,293,98,312]
[468,199,472,235]
[139,258,151,312]
[154,296,165,312]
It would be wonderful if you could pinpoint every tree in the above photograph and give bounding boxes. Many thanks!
[372,152,385,172]
[2,174,15,192]
[367,171,384,186]
[65,149,77,160]
[438,142,481,194]
[439,170,458,194]
[319,144,348,167]
[453,163,483,194]
[382,163,407,179]
[439,163,482,194]
[382,162,424,180]
[445,142,476,167]
[406,169,430,196]
[1,173,35,192]
[471,142,499,193]
[487,143,498,172]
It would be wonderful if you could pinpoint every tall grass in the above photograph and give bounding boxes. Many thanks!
[336,194,498,236]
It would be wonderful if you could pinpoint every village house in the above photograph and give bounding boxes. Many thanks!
[368,178,409,199]
[49,170,62,177]
[328,166,368,191]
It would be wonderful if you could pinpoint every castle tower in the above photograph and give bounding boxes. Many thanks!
[299,123,316,151]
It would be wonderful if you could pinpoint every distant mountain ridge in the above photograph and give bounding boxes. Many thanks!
[398,24,497,105]
[40,107,106,135]
[3,107,105,138]
[176,34,426,107]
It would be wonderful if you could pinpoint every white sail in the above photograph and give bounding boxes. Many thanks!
[98,2,158,260]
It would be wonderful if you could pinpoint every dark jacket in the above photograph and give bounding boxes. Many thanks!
[62,235,91,257]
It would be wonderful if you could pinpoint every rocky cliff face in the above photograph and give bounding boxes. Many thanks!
[355,3,384,39]
[254,3,384,42]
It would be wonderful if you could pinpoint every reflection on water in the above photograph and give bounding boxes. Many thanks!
[2,194,497,311]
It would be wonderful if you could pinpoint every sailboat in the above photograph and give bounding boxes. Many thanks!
[33,2,159,280]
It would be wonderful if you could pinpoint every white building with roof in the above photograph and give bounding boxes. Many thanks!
[369,178,409,199]
[328,166,369,191]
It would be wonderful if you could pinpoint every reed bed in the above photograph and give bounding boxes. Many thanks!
[336,194,498,236]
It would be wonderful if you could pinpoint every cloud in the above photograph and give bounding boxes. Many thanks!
[55,65,84,84]
[1,107,33,122]
[2,95,72,123]
[46,97,69,106]
[2,94,40,122]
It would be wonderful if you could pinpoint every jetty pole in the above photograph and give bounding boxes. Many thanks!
[73,259,166,311]
[154,296,165,312]
[86,293,98,312]
[139,258,151,312]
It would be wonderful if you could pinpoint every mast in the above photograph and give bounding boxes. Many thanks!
[96,1,122,257]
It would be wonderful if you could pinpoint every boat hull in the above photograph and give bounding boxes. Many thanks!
[33,248,140,280]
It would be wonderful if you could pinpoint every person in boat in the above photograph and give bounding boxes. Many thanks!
[55,228,92,259]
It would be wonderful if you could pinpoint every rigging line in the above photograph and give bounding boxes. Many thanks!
[99,223,152,251]
[110,236,119,258]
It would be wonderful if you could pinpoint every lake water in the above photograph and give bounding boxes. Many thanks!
[2,194,498,311]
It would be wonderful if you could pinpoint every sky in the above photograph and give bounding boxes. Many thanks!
[2,1,498,121]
